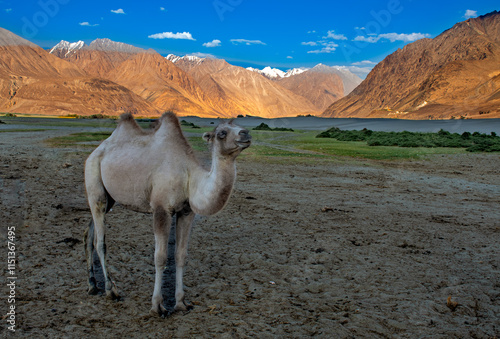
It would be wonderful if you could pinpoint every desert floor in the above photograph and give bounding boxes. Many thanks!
[1,121,499,338]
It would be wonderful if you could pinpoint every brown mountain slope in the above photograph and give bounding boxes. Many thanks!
[276,65,345,111]
[50,38,149,78]
[0,29,157,116]
[174,57,319,118]
[323,11,500,119]
[106,52,221,117]
[57,50,140,78]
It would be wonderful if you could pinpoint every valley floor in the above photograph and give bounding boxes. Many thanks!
[0,124,499,338]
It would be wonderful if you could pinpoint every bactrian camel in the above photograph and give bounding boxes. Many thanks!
[84,112,251,316]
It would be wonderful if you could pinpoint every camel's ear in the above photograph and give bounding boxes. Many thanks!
[203,131,214,143]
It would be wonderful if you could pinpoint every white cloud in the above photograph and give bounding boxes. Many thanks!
[379,32,430,42]
[111,8,125,14]
[464,9,477,19]
[203,39,221,48]
[231,39,266,45]
[287,56,293,59]
[307,30,316,34]
[324,30,347,40]
[160,7,166,11]
[351,60,377,66]
[304,29,346,54]
[148,31,195,40]
[307,42,338,54]
[354,35,381,43]
[354,32,430,43]
[79,22,99,27]
[5,8,12,13]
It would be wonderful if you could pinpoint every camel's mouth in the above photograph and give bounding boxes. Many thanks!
[236,140,251,149]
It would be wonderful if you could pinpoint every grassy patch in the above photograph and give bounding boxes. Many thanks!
[245,130,467,161]
[295,139,464,160]
[46,132,112,148]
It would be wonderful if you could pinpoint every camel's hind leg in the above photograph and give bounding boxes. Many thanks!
[84,220,98,294]
[88,192,118,299]
[85,156,118,299]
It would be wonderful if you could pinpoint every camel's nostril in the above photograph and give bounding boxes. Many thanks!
[239,130,251,139]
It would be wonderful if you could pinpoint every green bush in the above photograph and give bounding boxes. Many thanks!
[317,126,500,152]
[180,120,200,129]
[253,123,293,132]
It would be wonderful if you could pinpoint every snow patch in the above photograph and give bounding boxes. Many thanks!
[50,40,85,56]
[247,66,308,79]
[166,54,205,64]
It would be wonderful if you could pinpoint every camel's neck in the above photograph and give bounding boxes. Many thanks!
[188,152,237,216]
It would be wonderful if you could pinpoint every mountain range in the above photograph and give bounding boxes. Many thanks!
[0,29,361,118]
[323,11,500,119]
[0,28,155,116]
[1,11,499,119]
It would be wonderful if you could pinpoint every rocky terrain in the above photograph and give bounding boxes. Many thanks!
[323,11,500,119]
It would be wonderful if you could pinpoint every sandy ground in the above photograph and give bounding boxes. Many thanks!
[1,124,499,338]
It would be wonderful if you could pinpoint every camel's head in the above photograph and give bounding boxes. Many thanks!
[203,120,252,157]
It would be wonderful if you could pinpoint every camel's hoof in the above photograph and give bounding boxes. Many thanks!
[87,286,99,295]
[150,304,168,318]
[105,287,120,300]
[174,302,193,314]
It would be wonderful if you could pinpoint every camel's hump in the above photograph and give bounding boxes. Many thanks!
[117,113,148,135]
[116,112,183,136]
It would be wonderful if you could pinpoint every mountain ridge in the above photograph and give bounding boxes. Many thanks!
[322,11,500,119]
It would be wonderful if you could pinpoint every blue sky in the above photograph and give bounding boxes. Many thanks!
[1,0,498,77]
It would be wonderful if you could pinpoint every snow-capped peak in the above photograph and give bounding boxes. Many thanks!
[247,66,309,79]
[283,67,308,77]
[166,54,205,64]
[247,66,285,79]
[50,40,85,56]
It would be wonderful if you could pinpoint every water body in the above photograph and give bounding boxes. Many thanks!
[183,116,500,134]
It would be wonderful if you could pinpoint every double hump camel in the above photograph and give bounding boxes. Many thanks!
[84,112,251,316]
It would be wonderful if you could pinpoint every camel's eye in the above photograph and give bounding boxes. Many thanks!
[217,130,227,139]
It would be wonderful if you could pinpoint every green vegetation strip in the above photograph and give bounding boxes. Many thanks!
[46,132,112,148]
[317,127,500,153]
[44,123,498,161]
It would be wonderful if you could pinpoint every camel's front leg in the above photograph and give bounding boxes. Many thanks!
[174,209,195,312]
[151,206,171,316]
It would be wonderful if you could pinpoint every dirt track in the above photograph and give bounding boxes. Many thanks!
[1,126,499,338]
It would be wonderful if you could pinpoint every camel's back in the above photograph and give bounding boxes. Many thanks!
[98,112,198,171]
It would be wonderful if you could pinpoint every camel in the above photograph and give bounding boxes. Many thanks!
[84,112,251,316]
